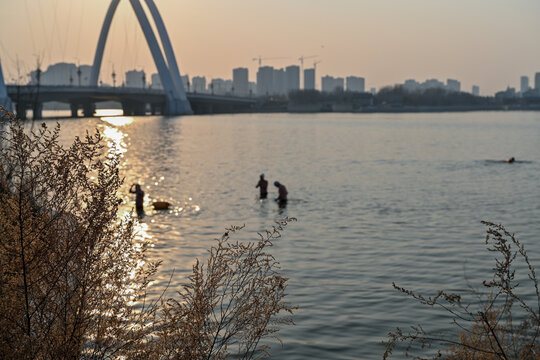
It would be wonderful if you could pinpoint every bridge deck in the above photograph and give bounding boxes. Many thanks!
[6,85,258,117]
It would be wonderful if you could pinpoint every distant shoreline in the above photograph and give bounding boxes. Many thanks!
[33,104,540,119]
[277,103,540,114]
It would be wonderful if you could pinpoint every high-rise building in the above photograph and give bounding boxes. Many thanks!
[181,75,190,92]
[209,78,227,95]
[285,65,300,94]
[151,73,162,89]
[535,72,540,90]
[256,66,274,96]
[232,68,249,96]
[125,69,145,88]
[336,77,345,91]
[304,68,315,90]
[248,81,256,96]
[346,76,365,92]
[446,79,461,92]
[472,85,480,96]
[192,76,206,93]
[273,68,286,95]
[321,75,344,92]
[520,76,529,94]
[224,79,233,94]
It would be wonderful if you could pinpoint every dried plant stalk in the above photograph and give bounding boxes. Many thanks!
[383,222,540,360]
[0,107,296,360]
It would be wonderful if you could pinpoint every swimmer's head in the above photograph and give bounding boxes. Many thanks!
[260,173,265,179]
[274,181,280,187]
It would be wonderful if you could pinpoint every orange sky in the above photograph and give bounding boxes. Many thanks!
[1,0,539,94]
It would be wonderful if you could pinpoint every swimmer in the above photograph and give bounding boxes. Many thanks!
[129,183,145,214]
[256,173,268,199]
[274,181,288,203]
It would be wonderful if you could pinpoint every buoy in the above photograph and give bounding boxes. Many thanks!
[153,201,170,210]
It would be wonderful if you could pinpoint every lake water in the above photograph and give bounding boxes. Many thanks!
[43,111,540,359]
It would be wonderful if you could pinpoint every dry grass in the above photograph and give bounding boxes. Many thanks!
[0,107,296,359]
[383,222,540,360]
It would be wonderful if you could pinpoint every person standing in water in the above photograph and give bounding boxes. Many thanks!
[129,183,145,214]
[256,173,268,199]
[274,181,288,203]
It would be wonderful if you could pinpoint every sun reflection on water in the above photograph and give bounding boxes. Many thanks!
[95,109,124,117]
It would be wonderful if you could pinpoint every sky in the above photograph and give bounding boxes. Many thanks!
[0,0,539,95]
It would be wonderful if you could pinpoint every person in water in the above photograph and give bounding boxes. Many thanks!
[274,181,288,203]
[256,173,268,198]
[129,183,145,214]
[507,157,515,163]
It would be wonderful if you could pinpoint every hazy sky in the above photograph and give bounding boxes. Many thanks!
[1,0,539,94]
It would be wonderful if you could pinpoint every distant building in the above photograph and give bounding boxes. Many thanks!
[192,76,206,93]
[232,67,249,96]
[285,65,300,94]
[181,75,190,92]
[422,79,445,90]
[224,79,233,94]
[321,76,332,92]
[535,72,540,90]
[257,66,274,96]
[472,85,480,96]
[30,62,92,86]
[321,75,344,92]
[209,78,227,95]
[403,79,421,92]
[346,76,365,92]
[446,79,461,92]
[370,88,376,95]
[125,69,145,88]
[520,76,529,95]
[151,73,162,89]
[304,68,315,90]
[273,68,286,95]
[248,81,257,96]
[495,86,516,100]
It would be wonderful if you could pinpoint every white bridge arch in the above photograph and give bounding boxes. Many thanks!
[90,0,192,115]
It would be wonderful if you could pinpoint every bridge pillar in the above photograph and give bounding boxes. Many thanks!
[122,101,146,116]
[16,102,27,120]
[70,103,79,118]
[83,103,95,117]
[32,102,43,120]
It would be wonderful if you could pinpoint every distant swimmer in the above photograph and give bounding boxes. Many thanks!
[256,173,268,199]
[274,181,288,203]
[129,183,145,214]
[507,157,515,163]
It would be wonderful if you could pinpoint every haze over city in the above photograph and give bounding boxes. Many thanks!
[1,0,539,95]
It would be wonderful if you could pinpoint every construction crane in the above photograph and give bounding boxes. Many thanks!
[298,55,317,72]
[252,56,290,67]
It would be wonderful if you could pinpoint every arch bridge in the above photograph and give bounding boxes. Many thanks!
[1,0,257,118]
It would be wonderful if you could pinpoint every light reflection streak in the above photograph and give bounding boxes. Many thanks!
[95,109,124,117]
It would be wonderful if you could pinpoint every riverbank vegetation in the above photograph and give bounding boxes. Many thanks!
[384,222,540,359]
[0,107,296,359]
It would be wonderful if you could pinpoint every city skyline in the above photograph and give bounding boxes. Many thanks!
[1,0,539,95]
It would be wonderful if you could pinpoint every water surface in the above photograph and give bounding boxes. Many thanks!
[46,111,540,359]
